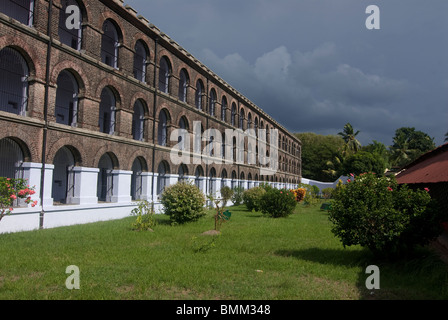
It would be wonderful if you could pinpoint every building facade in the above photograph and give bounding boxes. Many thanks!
[0,0,301,233]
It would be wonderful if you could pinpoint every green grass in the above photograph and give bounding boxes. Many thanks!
[0,202,447,300]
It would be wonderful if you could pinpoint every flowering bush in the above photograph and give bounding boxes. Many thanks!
[0,177,37,222]
[329,172,445,257]
[259,188,297,218]
[290,188,306,202]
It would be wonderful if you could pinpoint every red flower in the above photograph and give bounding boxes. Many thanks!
[387,187,393,191]
[424,188,430,192]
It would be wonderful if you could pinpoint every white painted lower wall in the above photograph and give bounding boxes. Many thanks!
[1,162,297,234]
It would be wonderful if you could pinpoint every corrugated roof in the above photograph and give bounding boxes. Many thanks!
[396,143,448,184]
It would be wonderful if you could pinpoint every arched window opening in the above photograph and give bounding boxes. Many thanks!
[0,138,24,180]
[158,57,171,93]
[221,96,227,122]
[157,161,170,196]
[231,170,237,189]
[178,116,188,151]
[209,168,216,195]
[209,89,216,116]
[131,157,146,201]
[55,70,79,126]
[132,100,145,141]
[58,0,82,50]
[178,164,188,182]
[133,40,147,82]
[0,0,34,26]
[178,69,188,102]
[239,109,244,130]
[52,146,75,204]
[195,80,203,110]
[158,109,168,146]
[101,20,119,68]
[194,166,204,190]
[98,87,116,135]
[97,153,114,202]
[231,103,236,126]
[0,47,29,116]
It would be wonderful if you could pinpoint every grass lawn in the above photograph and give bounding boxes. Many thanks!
[0,202,447,300]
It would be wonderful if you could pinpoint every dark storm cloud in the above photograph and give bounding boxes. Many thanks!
[126,0,448,146]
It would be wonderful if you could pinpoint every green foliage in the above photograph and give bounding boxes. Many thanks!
[131,200,156,231]
[390,127,436,168]
[297,183,320,206]
[321,187,334,199]
[220,186,234,204]
[342,150,386,176]
[259,188,297,218]
[0,177,36,222]
[329,172,445,258]
[161,181,206,225]
[231,186,244,205]
[294,132,344,182]
[242,186,266,212]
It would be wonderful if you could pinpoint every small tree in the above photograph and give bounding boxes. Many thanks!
[0,177,37,223]
[131,200,156,231]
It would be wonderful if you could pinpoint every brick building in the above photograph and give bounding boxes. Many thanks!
[0,0,301,233]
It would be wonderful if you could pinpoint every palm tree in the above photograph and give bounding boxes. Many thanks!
[338,123,361,155]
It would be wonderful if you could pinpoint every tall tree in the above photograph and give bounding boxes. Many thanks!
[389,127,436,168]
[294,132,344,182]
[338,123,361,155]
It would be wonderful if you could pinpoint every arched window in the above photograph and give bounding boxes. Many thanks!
[231,170,237,189]
[195,166,204,190]
[221,96,227,122]
[209,89,216,116]
[158,109,168,146]
[239,172,245,189]
[0,0,34,26]
[195,80,203,110]
[221,169,227,191]
[247,113,252,130]
[221,132,226,159]
[158,57,171,93]
[178,69,189,102]
[58,0,82,50]
[0,47,29,116]
[133,40,148,82]
[178,116,188,151]
[132,100,145,141]
[101,19,119,68]
[55,70,79,126]
[131,157,147,201]
[52,146,75,204]
[0,138,24,179]
[97,153,114,202]
[231,103,236,126]
[178,164,188,182]
[254,117,259,137]
[98,87,116,134]
[239,108,244,130]
[157,161,170,196]
[209,167,217,194]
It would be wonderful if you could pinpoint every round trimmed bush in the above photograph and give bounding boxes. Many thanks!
[259,188,297,218]
[242,186,266,211]
[161,181,206,225]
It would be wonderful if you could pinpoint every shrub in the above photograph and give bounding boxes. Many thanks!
[321,188,334,199]
[161,181,206,225]
[259,188,297,218]
[131,200,156,231]
[242,187,266,211]
[329,172,445,257]
[231,186,244,205]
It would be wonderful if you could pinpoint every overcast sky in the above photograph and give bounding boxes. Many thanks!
[126,0,448,147]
